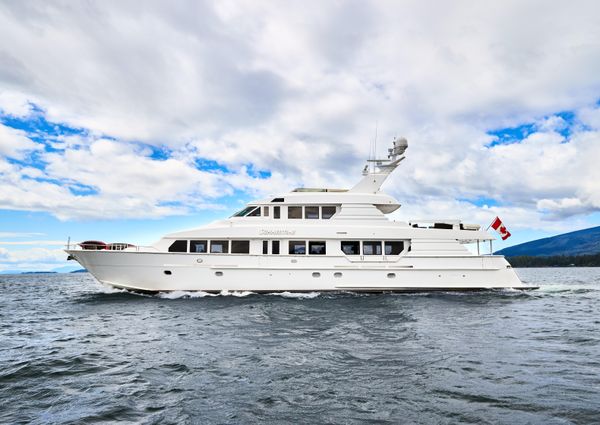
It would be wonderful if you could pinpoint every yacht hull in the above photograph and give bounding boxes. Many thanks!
[67,250,536,293]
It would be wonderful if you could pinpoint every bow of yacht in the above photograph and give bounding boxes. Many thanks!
[66,138,537,293]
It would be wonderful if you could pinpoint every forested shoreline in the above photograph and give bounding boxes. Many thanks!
[508,253,600,267]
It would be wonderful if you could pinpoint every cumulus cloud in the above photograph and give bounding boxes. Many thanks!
[0,0,600,232]
[0,123,41,159]
[0,245,68,272]
[0,90,33,117]
[0,132,295,220]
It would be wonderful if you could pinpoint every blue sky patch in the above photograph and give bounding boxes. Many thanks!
[486,108,581,147]
[194,158,230,173]
[68,184,99,196]
[486,122,537,147]
[245,163,272,179]
[1,105,86,142]
[459,197,501,208]
[147,145,172,161]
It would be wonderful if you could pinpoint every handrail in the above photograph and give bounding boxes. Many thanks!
[65,243,158,252]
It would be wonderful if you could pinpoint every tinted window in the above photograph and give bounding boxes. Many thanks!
[288,206,302,219]
[263,240,268,254]
[272,240,280,254]
[274,206,280,219]
[341,241,360,255]
[385,241,404,255]
[289,240,306,255]
[309,241,326,255]
[210,240,229,254]
[232,207,254,217]
[271,197,284,202]
[322,206,336,219]
[263,206,269,217]
[231,240,250,254]
[190,240,207,253]
[363,241,382,255]
[305,206,319,219]
[168,240,188,253]
[247,207,261,217]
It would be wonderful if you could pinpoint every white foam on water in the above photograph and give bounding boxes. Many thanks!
[157,290,256,299]
[158,290,218,299]
[270,291,321,299]
[98,284,129,294]
[219,290,255,297]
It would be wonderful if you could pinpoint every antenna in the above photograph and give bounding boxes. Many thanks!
[374,120,378,162]
[367,121,378,173]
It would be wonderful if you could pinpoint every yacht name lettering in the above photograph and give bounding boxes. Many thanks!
[259,229,296,236]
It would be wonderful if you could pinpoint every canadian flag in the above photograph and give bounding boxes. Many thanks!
[490,216,512,240]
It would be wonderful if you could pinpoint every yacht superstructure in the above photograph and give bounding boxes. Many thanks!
[66,138,535,293]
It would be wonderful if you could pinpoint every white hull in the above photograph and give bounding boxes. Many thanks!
[68,250,532,293]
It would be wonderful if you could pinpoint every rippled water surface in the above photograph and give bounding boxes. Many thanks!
[1,269,599,424]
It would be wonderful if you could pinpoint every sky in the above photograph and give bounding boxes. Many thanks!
[1,0,600,272]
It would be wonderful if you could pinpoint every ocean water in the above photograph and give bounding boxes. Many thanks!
[0,269,599,424]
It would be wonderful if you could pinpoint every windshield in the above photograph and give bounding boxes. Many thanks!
[232,206,259,217]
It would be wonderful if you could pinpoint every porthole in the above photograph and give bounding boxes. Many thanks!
[196,258,203,263]
[387,273,396,279]
[312,272,321,278]
[215,271,223,277]
[164,270,172,275]
[334,272,342,278]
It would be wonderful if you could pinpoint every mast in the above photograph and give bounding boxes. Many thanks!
[349,137,408,194]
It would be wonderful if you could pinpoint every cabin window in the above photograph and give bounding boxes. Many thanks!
[385,241,404,255]
[305,206,319,219]
[168,240,188,253]
[322,206,336,219]
[274,206,281,219]
[289,240,306,255]
[231,240,250,254]
[309,241,326,255]
[232,206,254,217]
[263,240,268,255]
[263,206,269,217]
[272,197,284,202]
[247,207,261,217]
[190,240,207,253]
[288,206,302,219]
[340,241,360,255]
[272,240,280,254]
[210,240,229,254]
[363,241,382,255]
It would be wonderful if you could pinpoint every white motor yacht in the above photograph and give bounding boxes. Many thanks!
[66,138,536,293]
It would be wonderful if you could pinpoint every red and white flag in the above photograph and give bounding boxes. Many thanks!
[490,216,511,240]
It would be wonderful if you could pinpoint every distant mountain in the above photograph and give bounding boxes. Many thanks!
[51,265,82,273]
[496,226,600,257]
[0,265,85,275]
